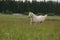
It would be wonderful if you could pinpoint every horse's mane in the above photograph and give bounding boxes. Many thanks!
[29,12,36,16]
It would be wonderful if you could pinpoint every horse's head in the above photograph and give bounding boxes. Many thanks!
[28,12,34,17]
[44,14,47,18]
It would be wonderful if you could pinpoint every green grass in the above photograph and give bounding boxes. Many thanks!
[0,14,60,40]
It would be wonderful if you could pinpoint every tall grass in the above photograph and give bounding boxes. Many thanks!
[0,14,60,40]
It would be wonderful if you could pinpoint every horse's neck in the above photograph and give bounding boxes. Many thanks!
[33,14,36,16]
[30,14,37,20]
[32,14,37,18]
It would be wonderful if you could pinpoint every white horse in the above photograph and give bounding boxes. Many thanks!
[28,12,47,24]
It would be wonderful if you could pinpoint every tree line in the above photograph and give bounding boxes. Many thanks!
[0,1,60,15]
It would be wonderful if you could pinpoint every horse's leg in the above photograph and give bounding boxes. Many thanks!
[30,18,33,24]
[40,21,43,24]
[30,20,35,24]
[30,21,32,24]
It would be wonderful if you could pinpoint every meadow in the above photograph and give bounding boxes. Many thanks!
[0,14,60,40]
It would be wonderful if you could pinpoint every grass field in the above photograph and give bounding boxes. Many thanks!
[0,14,60,40]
